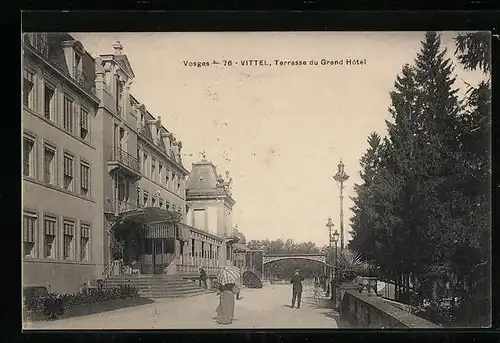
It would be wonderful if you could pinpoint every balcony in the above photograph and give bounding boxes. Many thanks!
[104,198,139,216]
[73,66,96,95]
[107,146,142,181]
[25,33,49,58]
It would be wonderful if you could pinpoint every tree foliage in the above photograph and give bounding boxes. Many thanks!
[348,32,491,327]
[454,32,491,74]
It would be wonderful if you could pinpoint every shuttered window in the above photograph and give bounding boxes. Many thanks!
[23,212,37,257]
[44,216,57,259]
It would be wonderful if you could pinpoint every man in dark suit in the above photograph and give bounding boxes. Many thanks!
[199,267,207,288]
[290,269,304,309]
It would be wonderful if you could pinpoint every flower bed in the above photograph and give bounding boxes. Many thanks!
[23,285,145,321]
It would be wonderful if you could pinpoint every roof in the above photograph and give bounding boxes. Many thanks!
[233,228,246,244]
[25,33,97,100]
[185,160,219,190]
[233,243,250,252]
[120,207,182,225]
[186,159,235,205]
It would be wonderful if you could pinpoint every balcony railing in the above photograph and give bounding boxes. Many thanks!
[176,264,220,276]
[109,146,141,175]
[73,66,96,95]
[104,198,138,215]
[26,33,48,58]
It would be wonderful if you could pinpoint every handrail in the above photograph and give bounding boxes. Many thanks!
[72,66,96,95]
[109,146,140,174]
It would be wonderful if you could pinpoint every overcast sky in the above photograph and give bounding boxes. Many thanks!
[73,31,486,247]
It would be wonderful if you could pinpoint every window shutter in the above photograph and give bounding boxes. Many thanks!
[44,218,56,236]
[23,215,36,243]
[81,225,90,238]
[64,222,74,235]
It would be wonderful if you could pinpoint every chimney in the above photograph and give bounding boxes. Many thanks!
[113,41,123,55]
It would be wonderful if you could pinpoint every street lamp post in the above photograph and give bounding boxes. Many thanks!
[333,160,349,250]
[331,229,340,303]
[325,217,334,297]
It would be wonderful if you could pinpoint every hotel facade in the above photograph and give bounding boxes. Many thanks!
[22,33,253,294]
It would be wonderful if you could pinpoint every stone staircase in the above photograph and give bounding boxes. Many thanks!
[105,275,213,298]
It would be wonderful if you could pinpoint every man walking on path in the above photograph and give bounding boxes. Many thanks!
[290,269,304,309]
[199,267,207,288]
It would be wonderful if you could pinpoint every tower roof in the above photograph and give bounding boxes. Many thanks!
[186,159,236,205]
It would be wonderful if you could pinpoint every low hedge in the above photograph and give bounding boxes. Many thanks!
[24,284,140,320]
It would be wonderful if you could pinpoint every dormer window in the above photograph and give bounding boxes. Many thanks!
[62,40,86,89]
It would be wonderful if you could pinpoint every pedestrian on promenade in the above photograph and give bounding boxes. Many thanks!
[290,269,304,309]
[199,267,207,288]
[215,263,240,325]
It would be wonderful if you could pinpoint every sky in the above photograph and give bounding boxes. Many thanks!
[73,31,487,248]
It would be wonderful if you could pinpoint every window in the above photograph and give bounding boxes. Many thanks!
[158,164,163,183]
[151,197,156,207]
[116,77,123,116]
[63,221,75,260]
[165,169,170,187]
[23,69,35,109]
[63,96,73,133]
[63,153,74,191]
[165,202,170,210]
[43,83,55,120]
[80,108,89,140]
[136,187,141,207]
[159,198,164,209]
[151,158,156,180]
[43,145,56,185]
[44,216,57,259]
[142,152,148,175]
[177,178,181,193]
[80,162,90,196]
[80,224,90,261]
[191,239,195,257]
[23,136,35,177]
[23,212,37,258]
[155,239,162,254]
[143,192,149,207]
[117,176,128,201]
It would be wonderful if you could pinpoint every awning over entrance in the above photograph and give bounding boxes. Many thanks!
[113,207,183,239]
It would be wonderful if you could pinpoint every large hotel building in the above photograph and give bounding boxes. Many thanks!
[22,33,260,294]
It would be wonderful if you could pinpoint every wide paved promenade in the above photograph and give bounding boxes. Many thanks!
[24,284,339,329]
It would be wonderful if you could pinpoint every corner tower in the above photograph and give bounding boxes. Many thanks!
[185,157,236,239]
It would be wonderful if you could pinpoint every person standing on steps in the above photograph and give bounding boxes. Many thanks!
[290,269,304,309]
[199,267,207,288]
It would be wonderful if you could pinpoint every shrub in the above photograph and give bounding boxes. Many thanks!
[242,271,263,288]
[24,284,140,320]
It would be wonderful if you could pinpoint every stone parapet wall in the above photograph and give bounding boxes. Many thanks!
[339,283,440,329]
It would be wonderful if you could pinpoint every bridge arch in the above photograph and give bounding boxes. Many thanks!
[263,254,328,265]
